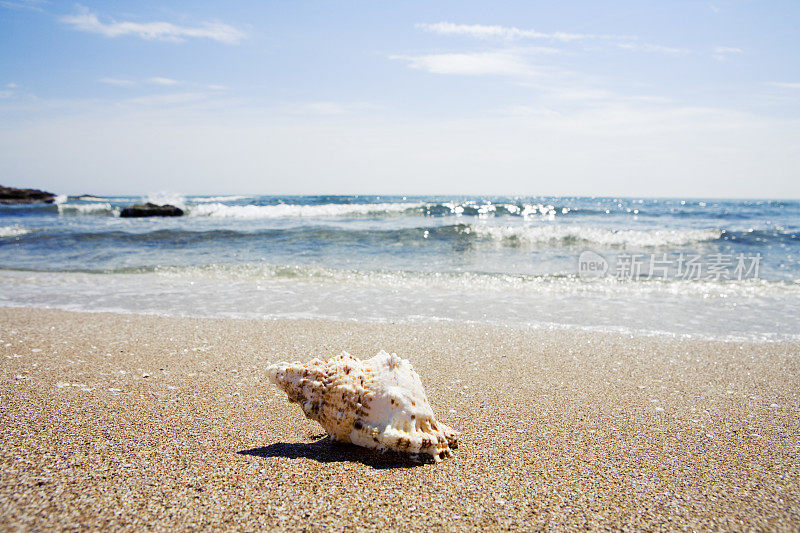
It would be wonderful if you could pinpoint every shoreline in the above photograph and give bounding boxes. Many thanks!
[2,307,799,530]
[0,303,795,345]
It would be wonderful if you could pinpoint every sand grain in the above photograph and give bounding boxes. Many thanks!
[1,308,799,531]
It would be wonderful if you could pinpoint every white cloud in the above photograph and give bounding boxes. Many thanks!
[99,77,134,86]
[769,82,800,90]
[391,52,535,76]
[6,83,17,88]
[416,22,617,42]
[714,46,742,55]
[100,77,181,87]
[713,46,743,61]
[416,22,693,58]
[549,88,617,101]
[618,42,691,55]
[125,93,208,106]
[516,46,562,55]
[0,90,13,98]
[284,102,386,115]
[147,77,180,86]
[60,8,245,44]
[292,102,349,115]
[500,105,562,118]
[208,84,229,91]
[0,0,45,11]
[510,83,676,108]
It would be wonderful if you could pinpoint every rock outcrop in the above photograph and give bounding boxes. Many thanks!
[0,185,56,205]
[119,203,185,218]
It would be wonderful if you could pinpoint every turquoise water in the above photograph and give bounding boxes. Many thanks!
[1,195,798,341]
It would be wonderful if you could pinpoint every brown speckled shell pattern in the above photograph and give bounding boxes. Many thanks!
[268,352,457,461]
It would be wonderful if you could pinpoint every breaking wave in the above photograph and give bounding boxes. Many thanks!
[468,225,724,247]
[189,195,252,203]
[0,225,31,237]
[57,203,120,216]
[48,199,584,220]
[186,202,423,218]
[5,223,746,251]
[4,262,797,299]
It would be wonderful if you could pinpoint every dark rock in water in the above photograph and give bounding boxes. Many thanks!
[69,194,106,200]
[0,185,56,204]
[120,203,184,218]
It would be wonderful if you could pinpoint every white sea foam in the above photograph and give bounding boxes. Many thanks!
[145,192,187,208]
[187,202,422,219]
[469,224,722,247]
[57,203,119,216]
[424,201,566,218]
[2,267,799,342]
[190,195,251,203]
[73,195,110,201]
[149,263,800,298]
[0,225,30,237]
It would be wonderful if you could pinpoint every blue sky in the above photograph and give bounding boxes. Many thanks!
[0,0,798,197]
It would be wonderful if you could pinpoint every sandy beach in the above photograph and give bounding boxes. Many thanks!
[1,307,799,531]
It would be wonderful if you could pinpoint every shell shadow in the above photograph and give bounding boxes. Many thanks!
[237,436,429,469]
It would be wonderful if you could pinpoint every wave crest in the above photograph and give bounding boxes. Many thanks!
[190,195,251,203]
[141,263,800,298]
[468,225,723,247]
[0,225,31,237]
[187,202,422,219]
[57,203,120,216]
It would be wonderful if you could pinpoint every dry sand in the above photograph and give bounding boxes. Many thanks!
[1,307,799,531]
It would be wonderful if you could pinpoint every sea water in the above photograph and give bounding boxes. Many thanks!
[1,195,798,341]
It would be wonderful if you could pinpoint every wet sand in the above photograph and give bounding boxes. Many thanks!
[1,307,799,531]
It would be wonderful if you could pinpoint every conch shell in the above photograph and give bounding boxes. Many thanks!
[267,350,458,462]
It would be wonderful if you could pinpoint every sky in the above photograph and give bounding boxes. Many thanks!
[0,0,798,197]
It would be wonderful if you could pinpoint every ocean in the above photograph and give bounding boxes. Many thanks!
[1,194,798,342]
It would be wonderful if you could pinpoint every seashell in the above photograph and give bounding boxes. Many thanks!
[267,350,458,462]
